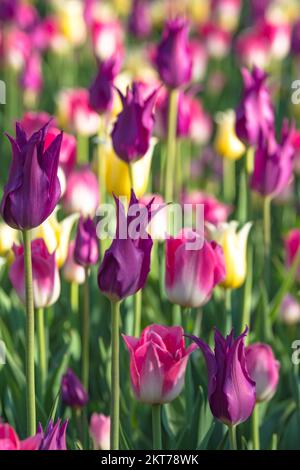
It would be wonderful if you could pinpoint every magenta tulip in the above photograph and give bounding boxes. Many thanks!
[245,343,280,402]
[189,328,256,426]
[123,325,196,404]
[9,238,61,309]
[0,122,62,230]
[165,229,226,308]
[61,368,89,408]
[285,229,300,281]
[128,0,152,39]
[38,420,68,450]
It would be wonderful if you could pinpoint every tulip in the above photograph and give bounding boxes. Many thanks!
[213,0,242,32]
[250,123,295,198]
[285,229,300,282]
[188,328,256,426]
[0,122,62,231]
[44,127,77,176]
[63,240,86,285]
[165,228,226,308]
[20,52,43,105]
[128,0,152,39]
[245,343,280,402]
[111,82,158,164]
[89,413,111,450]
[214,110,245,161]
[91,19,124,62]
[0,221,19,257]
[155,18,192,89]
[61,368,89,408]
[257,20,291,61]
[123,324,197,404]
[292,19,300,54]
[56,0,87,47]
[9,238,61,309]
[19,111,56,137]
[280,294,300,325]
[207,221,252,289]
[105,138,156,200]
[0,0,18,23]
[200,22,231,59]
[74,216,99,267]
[38,420,68,450]
[62,165,99,216]
[89,56,121,115]
[139,194,167,241]
[0,422,42,450]
[235,29,270,69]
[181,191,232,226]
[235,67,274,147]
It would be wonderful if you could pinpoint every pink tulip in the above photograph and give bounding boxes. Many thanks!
[89,413,110,450]
[165,229,226,308]
[123,325,197,404]
[200,22,231,59]
[245,343,280,402]
[280,294,300,325]
[45,127,77,176]
[62,165,99,216]
[285,229,300,281]
[0,423,42,450]
[90,19,124,62]
[9,239,61,309]
[63,241,86,285]
[181,191,232,226]
[19,111,56,137]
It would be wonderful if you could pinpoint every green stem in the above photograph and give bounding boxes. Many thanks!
[82,268,90,391]
[251,404,260,450]
[164,88,179,202]
[71,282,79,316]
[240,244,253,339]
[152,404,162,450]
[133,290,142,338]
[223,159,236,203]
[77,134,89,164]
[37,307,47,398]
[263,196,272,256]
[224,288,232,335]
[110,300,121,450]
[228,425,237,450]
[22,230,36,436]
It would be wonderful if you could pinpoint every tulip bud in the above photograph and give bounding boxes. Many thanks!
[63,165,99,216]
[214,110,245,161]
[9,239,61,309]
[61,368,89,408]
[155,18,192,89]
[74,216,99,267]
[246,343,280,402]
[123,325,196,404]
[189,328,256,426]
[0,122,62,230]
[111,82,158,163]
[207,221,252,289]
[63,241,86,285]
[280,294,300,325]
[165,229,226,308]
[89,413,110,450]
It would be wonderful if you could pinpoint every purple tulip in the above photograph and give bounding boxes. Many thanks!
[0,0,19,22]
[61,368,89,408]
[155,18,192,89]
[188,328,256,426]
[111,82,158,163]
[20,52,43,96]
[74,216,99,267]
[235,66,274,146]
[291,19,300,55]
[250,122,295,197]
[245,343,280,402]
[0,122,62,230]
[98,190,155,301]
[128,0,152,39]
[38,420,68,450]
[89,56,121,114]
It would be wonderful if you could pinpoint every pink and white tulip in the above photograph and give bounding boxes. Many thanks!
[62,165,99,216]
[89,413,110,450]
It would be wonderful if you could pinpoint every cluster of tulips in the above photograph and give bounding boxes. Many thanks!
[1,0,300,452]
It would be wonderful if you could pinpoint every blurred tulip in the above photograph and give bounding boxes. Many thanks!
[292,19,300,54]
[285,229,300,281]
[20,52,43,104]
[63,165,99,216]
[128,0,152,39]
[63,240,86,284]
[98,190,155,301]
[189,328,256,425]
[31,210,79,268]
[139,194,167,241]
[181,191,232,226]
[235,67,274,146]
[89,413,110,450]
[39,420,68,450]
[200,22,231,59]
[91,19,124,62]
[1,122,62,231]
[0,222,19,257]
[189,40,208,82]
[207,221,252,289]
[280,294,300,325]
[89,56,121,115]
[214,110,245,161]
[257,19,291,61]
[235,29,270,69]
[56,0,86,47]
[10,239,61,309]
[250,122,295,198]
[165,228,226,308]
[213,0,242,32]
[0,0,18,23]
[74,216,99,267]
[61,368,89,408]
[19,111,56,137]
[155,18,192,89]
[105,138,155,200]
[123,325,196,404]
[3,28,31,71]
[246,343,280,402]
[111,82,157,163]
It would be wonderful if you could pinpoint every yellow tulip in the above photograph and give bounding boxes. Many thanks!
[214,110,246,161]
[56,0,86,47]
[208,221,252,289]
[104,139,156,200]
[0,222,18,257]
[31,210,79,268]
